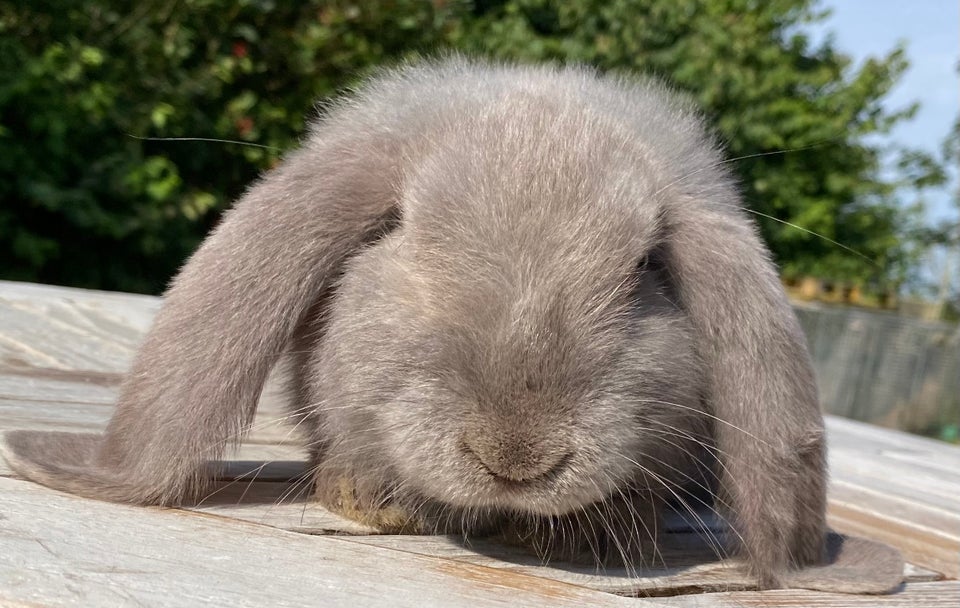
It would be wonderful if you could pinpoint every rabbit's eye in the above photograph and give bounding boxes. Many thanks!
[629,245,682,309]
[634,245,668,277]
[634,255,650,274]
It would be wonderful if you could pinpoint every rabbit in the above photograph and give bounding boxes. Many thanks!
[4,57,882,590]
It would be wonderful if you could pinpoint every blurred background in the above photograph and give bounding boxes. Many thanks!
[1,0,957,441]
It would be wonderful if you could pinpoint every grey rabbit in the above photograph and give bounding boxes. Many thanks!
[2,58,902,591]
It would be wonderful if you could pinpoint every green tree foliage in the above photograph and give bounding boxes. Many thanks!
[453,0,945,288]
[0,0,460,293]
[0,0,941,293]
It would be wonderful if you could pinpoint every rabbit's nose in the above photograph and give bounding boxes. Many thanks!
[462,434,570,483]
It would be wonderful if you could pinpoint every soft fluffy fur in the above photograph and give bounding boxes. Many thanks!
[3,59,894,590]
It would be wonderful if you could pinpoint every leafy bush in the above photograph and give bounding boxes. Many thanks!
[0,0,941,293]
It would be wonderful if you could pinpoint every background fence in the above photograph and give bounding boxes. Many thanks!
[795,302,960,441]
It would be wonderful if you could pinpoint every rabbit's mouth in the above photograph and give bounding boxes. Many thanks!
[434,450,617,516]
[459,438,574,486]
[480,450,574,488]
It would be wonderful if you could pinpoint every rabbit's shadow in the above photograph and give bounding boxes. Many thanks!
[190,459,905,595]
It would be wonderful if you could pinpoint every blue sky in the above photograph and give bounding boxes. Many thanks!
[810,0,958,224]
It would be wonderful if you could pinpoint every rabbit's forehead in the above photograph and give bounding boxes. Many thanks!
[401,151,663,284]
[403,187,662,317]
[399,92,665,230]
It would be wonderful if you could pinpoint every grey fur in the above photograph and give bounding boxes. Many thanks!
[2,58,900,591]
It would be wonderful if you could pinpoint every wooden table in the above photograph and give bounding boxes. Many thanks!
[0,280,956,606]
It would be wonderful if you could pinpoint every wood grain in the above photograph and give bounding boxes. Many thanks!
[2,280,957,607]
[0,476,641,608]
[825,417,960,577]
[655,581,960,607]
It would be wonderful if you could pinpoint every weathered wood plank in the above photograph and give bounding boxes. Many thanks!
[828,418,960,505]
[2,378,955,582]
[188,478,377,535]
[348,533,757,596]
[2,391,955,585]
[827,416,960,471]
[829,478,959,540]
[0,372,303,446]
[0,370,121,401]
[13,471,929,599]
[903,563,946,583]
[0,476,643,608]
[828,483,959,578]
[0,398,114,431]
[830,448,960,514]
[0,282,157,373]
[825,417,960,578]
[2,281,956,605]
[0,432,305,485]
[654,581,960,607]
[0,279,158,309]
[187,490,937,596]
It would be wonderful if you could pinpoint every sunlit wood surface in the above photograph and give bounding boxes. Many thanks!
[1,281,956,606]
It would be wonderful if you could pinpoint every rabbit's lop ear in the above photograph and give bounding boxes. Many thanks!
[665,199,902,594]
[783,532,904,594]
[661,197,829,587]
[2,125,402,506]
